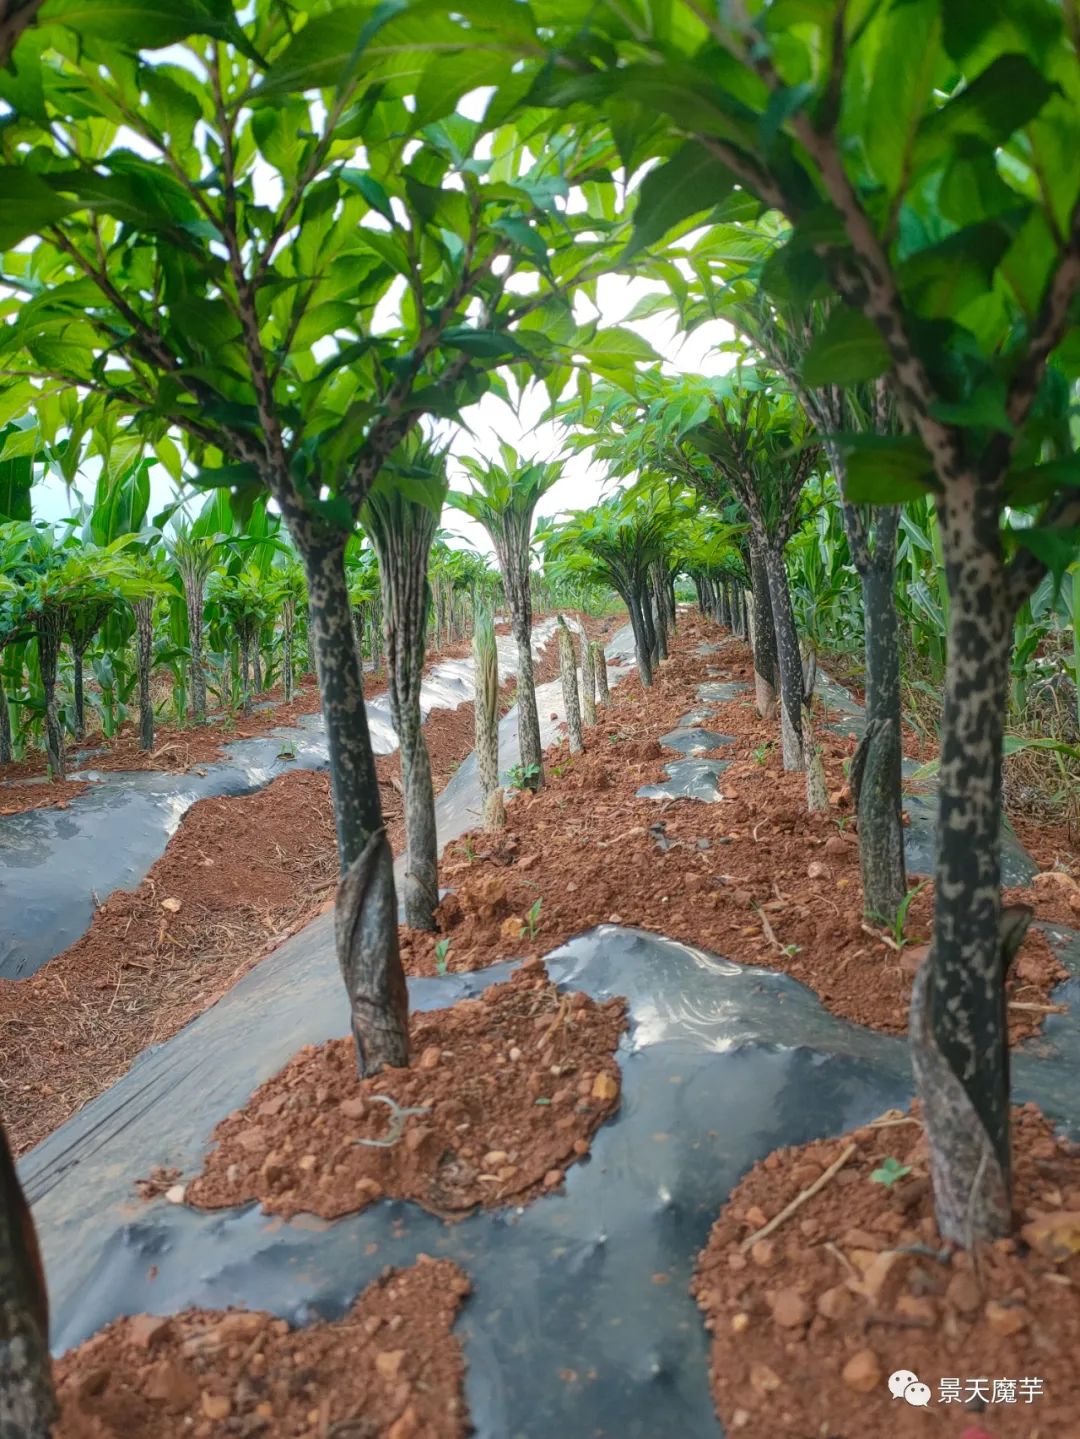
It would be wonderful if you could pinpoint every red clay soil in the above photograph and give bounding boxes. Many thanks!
[692,1103,1080,1437]
[404,617,1069,1048]
[184,959,626,1221]
[56,1256,471,1439]
[0,615,614,1155]
[0,610,600,813]
[0,677,324,815]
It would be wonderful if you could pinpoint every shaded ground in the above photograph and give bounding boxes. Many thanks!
[405,617,1069,1045]
[694,1102,1080,1436]
[56,1257,471,1439]
[184,959,626,1221]
[1,615,613,1153]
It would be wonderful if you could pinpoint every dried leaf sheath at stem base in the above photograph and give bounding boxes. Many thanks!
[335,828,410,1073]
[303,537,409,1073]
[909,904,1032,1245]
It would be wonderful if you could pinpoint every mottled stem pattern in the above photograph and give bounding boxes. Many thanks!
[134,597,154,752]
[558,617,583,753]
[0,1119,55,1437]
[303,538,407,1073]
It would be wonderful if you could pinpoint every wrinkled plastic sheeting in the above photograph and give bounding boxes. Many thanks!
[676,709,718,729]
[637,759,732,804]
[695,682,750,704]
[0,713,330,980]
[23,920,1080,1439]
[659,727,736,757]
[0,618,592,980]
[809,668,1037,889]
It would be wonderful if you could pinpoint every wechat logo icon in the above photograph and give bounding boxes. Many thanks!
[889,1370,932,1407]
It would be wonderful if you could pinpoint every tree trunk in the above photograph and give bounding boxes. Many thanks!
[238,628,252,714]
[761,541,803,770]
[375,526,439,932]
[651,563,670,660]
[852,550,907,924]
[0,1121,55,1438]
[558,618,583,754]
[507,573,543,786]
[35,611,64,779]
[593,641,610,707]
[654,595,668,660]
[802,702,829,811]
[0,670,11,764]
[626,591,653,688]
[135,596,154,752]
[718,583,730,630]
[473,609,504,832]
[733,585,746,640]
[748,540,777,719]
[640,583,658,666]
[252,638,263,695]
[910,475,1014,1246]
[70,645,87,742]
[581,635,597,726]
[184,575,207,722]
[282,598,295,703]
[303,537,407,1073]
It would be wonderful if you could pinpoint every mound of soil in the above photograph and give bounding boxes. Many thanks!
[184,960,626,1221]
[56,1256,471,1439]
[405,617,1068,1048]
[2,616,613,1155]
[692,1104,1080,1437]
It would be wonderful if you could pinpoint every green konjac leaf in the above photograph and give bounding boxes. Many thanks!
[838,435,938,504]
[90,460,151,545]
[38,0,235,46]
[441,327,524,358]
[0,170,77,248]
[1012,525,1080,584]
[1006,457,1080,506]
[257,7,375,96]
[863,0,944,196]
[0,428,32,523]
[628,142,736,255]
[802,308,891,387]
[913,53,1058,169]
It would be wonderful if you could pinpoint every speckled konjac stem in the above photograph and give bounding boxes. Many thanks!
[0,1120,55,1438]
[303,537,407,1072]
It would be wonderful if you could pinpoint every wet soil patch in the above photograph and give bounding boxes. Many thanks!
[693,1103,1080,1437]
[184,960,626,1221]
[2,617,613,1155]
[406,617,1069,1049]
[56,1256,471,1439]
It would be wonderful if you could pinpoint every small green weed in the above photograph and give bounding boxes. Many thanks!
[870,1156,912,1189]
[874,881,930,949]
[434,938,451,975]
[505,762,541,792]
[520,897,543,941]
